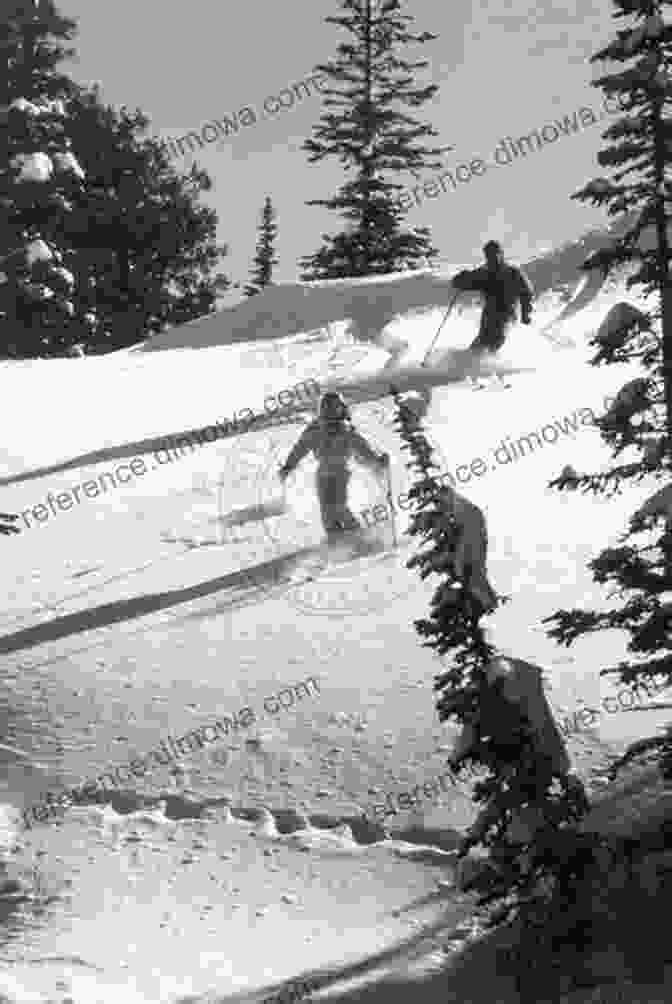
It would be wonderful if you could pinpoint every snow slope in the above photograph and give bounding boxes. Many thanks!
[0,224,630,478]
[0,220,671,1003]
[132,220,629,364]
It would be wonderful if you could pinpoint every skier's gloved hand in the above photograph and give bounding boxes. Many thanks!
[521,309,532,325]
[278,466,289,482]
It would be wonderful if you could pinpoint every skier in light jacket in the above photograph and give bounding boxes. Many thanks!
[278,391,389,540]
[452,240,535,355]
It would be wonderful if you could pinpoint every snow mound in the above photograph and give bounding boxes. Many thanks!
[135,270,461,355]
[595,301,651,351]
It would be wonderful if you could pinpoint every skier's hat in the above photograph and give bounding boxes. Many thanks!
[319,390,351,421]
[483,240,503,254]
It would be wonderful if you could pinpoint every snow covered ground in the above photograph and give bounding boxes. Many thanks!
[0,241,671,1003]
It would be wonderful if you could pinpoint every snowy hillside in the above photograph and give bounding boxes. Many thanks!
[0,220,654,650]
[0,233,635,484]
[0,219,630,480]
[1,219,671,1003]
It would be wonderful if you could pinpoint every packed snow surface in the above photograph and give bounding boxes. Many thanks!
[1,235,671,1003]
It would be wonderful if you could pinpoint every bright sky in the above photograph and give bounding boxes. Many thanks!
[60,0,616,297]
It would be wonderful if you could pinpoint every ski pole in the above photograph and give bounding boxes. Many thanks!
[422,291,461,367]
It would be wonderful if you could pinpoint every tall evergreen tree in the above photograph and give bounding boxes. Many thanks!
[64,87,231,350]
[544,0,672,782]
[0,0,92,356]
[299,0,449,280]
[244,196,279,297]
[391,389,611,1000]
[0,0,231,357]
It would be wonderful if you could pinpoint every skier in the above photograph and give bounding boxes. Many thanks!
[451,240,534,387]
[278,391,389,542]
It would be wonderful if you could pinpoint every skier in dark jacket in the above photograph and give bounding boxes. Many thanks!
[452,240,535,355]
[278,391,389,541]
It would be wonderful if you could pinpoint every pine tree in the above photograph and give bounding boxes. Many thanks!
[0,0,231,357]
[244,196,279,297]
[299,0,448,280]
[391,388,596,999]
[0,0,93,356]
[544,0,672,782]
[63,86,231,350]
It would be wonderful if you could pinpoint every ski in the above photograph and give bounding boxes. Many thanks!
[265,536,412,593]
[310,538,413,578]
